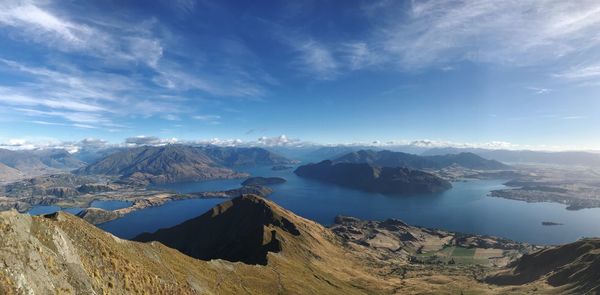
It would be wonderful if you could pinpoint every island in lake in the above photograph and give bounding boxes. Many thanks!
[241,176,286,186]
[294,160,451,194]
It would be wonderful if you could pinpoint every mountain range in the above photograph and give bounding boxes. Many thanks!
[76,145,294,184]
[334,150,510,170]
[0,148,85,183]
[422,147,600,167]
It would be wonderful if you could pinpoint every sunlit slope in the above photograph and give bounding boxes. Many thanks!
[0,194,596,294]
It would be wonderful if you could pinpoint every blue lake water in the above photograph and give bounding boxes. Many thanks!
[89,200,132,211]
[26,166,600,245]
[99,198,224,239]
[96,166,600,245]
[27,200,132,216]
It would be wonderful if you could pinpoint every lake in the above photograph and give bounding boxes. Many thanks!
[95,165,600,245]
[28,199,132,216]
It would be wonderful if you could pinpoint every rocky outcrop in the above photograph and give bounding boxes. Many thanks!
[135,195,300,265]
[241,176,286,186]
[295,160,452,194]
[76,207,121,224]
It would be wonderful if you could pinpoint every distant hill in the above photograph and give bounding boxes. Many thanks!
[201,146,296,166]
[0,163,23,183]
[300,146,371,162]
[73,146,126,164]
[77,145,294,184]
[77,145,245,184]
[422,147,600,167]
[30,149,86,170]
[334,150,510,170]
[0,149,85,179]
[486,238,600,294]
[294,160,451,194]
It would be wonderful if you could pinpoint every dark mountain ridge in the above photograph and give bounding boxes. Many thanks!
[294,160,452,194]
[135,194,300,265]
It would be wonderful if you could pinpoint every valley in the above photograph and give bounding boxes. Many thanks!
[0,144,599,293]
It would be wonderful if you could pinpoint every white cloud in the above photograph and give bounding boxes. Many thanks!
[192,138,244,147]
[555,63,600,80]
[0,2,89,47]
[153,62,267,97]
[0,1,162,67]
[295,40,338,80]
[372,1,600,69]
[527,87,552,94]
[124,136,179,147]
[257,135,301,146]
[281,0,600,79]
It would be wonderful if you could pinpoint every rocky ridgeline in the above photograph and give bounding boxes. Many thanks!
[0,195,597,294]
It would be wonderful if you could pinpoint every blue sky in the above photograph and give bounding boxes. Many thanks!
[0,0,600,150]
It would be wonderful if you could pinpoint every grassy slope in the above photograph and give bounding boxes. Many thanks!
[0,195,578,294]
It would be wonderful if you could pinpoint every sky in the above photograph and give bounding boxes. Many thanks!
[0,0,600,150]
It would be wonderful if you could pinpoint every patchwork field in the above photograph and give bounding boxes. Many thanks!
[415,246,508,266]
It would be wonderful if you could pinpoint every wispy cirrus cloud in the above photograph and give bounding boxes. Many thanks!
[0,1,163,68]
[278,0,600,82]
[294,40,338,80]
[370,0,600,69]
[0,0,273,133]
[554,63,600,85]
